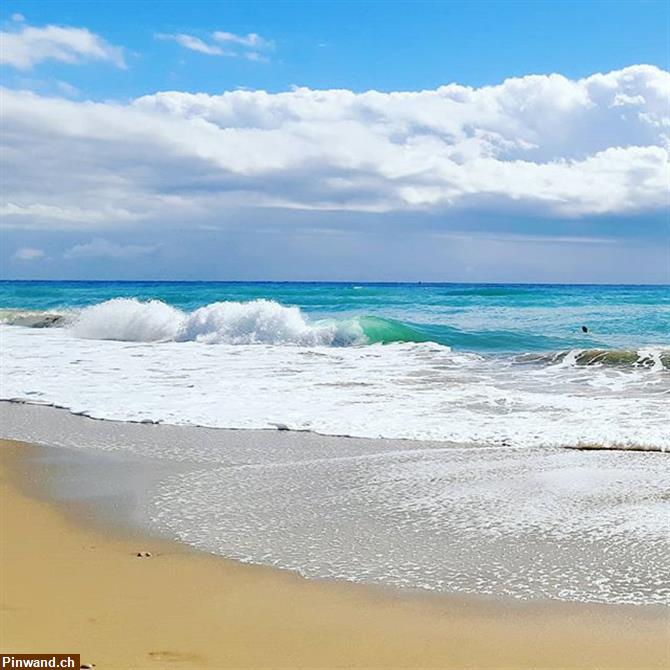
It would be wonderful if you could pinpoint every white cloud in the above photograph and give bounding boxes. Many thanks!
[0,65,668,231]
[63,238,160,259]
[158,30,272,60]
[156,33,224,56]
[0,22,125,70]
[213,31,272,49]
[13,246,45,260]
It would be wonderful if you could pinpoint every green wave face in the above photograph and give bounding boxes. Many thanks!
[520,349,670,370]
[356,316,433,345]
[573,349,669,369]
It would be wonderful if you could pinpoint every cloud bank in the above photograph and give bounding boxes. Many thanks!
[1,65,668,231]
[0,21,125,70]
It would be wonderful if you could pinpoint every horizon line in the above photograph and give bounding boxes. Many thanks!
[1,278,668,288]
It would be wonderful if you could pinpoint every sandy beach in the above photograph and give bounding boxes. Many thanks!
[2,0,669,665]
[1,437,668,670]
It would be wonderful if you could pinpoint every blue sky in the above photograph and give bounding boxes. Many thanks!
[3,0,669,96]
[1,1,669,282]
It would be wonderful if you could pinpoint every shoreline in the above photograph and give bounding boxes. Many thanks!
[2,401,669,608]
[2,397,668,453]
[1,437,669,669]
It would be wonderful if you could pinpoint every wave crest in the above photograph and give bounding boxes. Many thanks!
[70,298,366,346]
[8,299,668,365]
[177,300,363,346]
[73,299,183,342]
[70,298,445,346]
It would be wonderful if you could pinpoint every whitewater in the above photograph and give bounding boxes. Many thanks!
[1,282,668,449]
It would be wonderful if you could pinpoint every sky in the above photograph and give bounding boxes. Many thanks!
[1,0,669,283]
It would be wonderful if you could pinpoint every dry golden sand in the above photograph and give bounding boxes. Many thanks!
[1,439,668,670]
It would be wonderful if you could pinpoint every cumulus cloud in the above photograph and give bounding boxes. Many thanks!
[0,65,668,231]
[157,29,272,60]
[0,21,125,70]
[63,238,160,259]
[13,247,45,261]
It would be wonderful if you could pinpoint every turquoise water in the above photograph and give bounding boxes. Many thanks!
[1,280,668,353]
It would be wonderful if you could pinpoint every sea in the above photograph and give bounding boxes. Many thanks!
[1,280,669,606]
[1,280,668,449]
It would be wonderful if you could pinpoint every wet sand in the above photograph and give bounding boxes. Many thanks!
[1,438,668,669]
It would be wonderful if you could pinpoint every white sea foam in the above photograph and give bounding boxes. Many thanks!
[73,298,183,341]
[176,299,362,345]
[150,449,670,605]
[637,347,666,373]
[1,323,668,449]
[72,298,365,346]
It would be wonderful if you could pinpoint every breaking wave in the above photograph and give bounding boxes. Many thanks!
[2,299,668,369]
[69,298,433,347]
[517,348,670,371]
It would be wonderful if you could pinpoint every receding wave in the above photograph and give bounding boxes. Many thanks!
[568,441,667,453]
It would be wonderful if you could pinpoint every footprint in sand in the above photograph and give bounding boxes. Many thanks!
[148,651,203,663]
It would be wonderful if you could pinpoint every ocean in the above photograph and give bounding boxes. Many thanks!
[1,280,669,606]
[1,280,668,449]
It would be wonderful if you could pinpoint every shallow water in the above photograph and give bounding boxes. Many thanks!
[2,403,668,606]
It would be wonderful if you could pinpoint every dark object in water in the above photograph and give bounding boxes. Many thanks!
[581,326,589,333]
